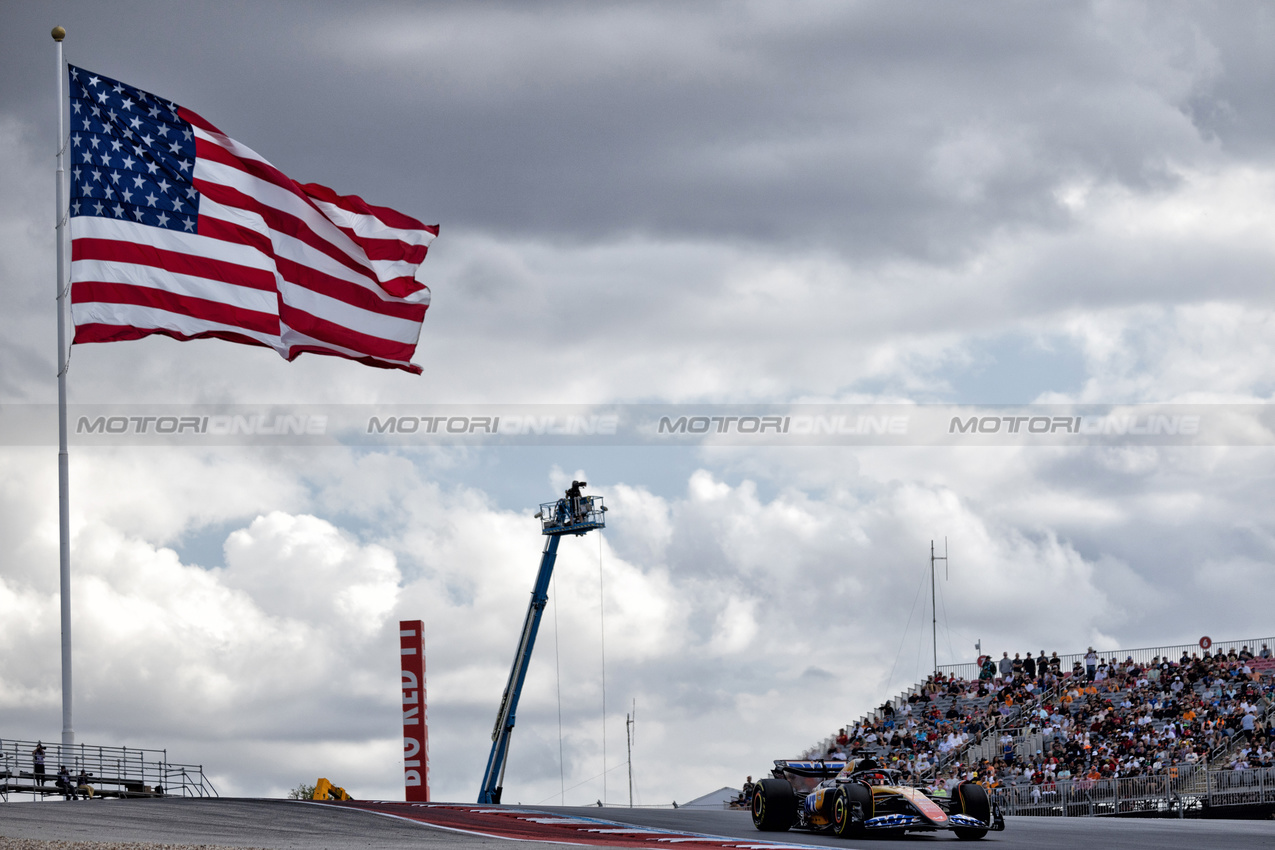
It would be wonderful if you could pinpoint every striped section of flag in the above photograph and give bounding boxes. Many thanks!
[67,65,437,374]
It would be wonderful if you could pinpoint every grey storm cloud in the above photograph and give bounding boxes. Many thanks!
[5,2,1270,263]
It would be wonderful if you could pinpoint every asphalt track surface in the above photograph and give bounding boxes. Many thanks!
[0,798,1272,850]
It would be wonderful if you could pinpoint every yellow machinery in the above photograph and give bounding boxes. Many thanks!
[312,778,352,801]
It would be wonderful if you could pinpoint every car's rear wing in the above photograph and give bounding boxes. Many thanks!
[773,759,846,777]
[771,759,846,792]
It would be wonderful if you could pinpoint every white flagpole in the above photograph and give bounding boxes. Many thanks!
[52,24,75,750]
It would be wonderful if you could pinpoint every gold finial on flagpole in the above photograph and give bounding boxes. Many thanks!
[52,26,66,41]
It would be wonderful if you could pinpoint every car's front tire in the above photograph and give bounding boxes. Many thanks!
[832,783,871,838]
[751,778,796,832]
[952,781,991,840]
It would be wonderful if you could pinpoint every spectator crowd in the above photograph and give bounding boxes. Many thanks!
[801,643,1274,795]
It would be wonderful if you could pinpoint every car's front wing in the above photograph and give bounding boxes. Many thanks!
[862,812,994,831]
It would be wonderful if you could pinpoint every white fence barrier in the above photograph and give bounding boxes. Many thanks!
[993,766,1275,817]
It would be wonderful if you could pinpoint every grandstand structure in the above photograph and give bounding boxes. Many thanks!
[0,737,217,801]
[802,637,1275,817]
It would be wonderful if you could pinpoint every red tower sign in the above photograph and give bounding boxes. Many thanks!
[400,620,429,801]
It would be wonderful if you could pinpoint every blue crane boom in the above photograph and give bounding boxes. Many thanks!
[477,482,606,804]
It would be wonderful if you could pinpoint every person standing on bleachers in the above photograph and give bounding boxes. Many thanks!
[30,742,46,786]
[1085,648,1098,681]
[1241,709,1258,742]
[998,652,1013,681]
[1023,653,1037,681]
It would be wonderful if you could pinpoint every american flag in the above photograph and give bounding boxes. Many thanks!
[67,65,438,374]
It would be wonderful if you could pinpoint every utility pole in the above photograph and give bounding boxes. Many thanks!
[930,538,948,675]
[626,700,635,808]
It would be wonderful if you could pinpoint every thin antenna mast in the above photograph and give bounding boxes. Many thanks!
[626,700,635,808]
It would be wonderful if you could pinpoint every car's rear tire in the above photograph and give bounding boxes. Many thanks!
[953,781,990,840]
[751,778,796,832]
[832,783,871,838]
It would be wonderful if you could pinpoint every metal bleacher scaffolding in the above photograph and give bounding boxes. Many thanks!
[935,636,1275,682]
[0,737,217,801]
[810,636,1275,763]
[798,635,1275,817]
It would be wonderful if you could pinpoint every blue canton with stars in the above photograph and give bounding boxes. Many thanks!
[68,65,200,233]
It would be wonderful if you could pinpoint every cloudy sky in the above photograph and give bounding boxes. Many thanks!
[3,1,1275,806]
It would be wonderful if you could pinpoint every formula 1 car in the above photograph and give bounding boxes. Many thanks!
[751,758,1004,840]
